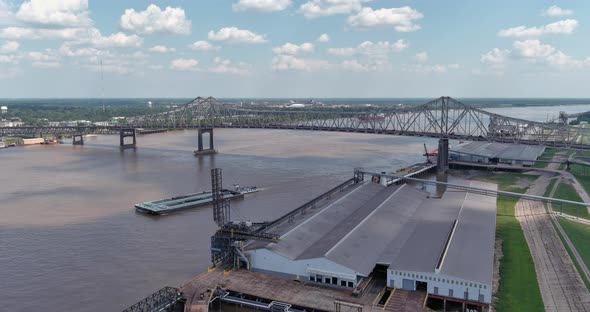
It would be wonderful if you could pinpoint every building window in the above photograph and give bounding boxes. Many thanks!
[317,275,323,283]
[331,277,338,285]
[310,275,315,282]
[348,281,354,288]
[484,285,487,289]
[325,277,331,284]
[464,291,468,299]
[341,280,347,287]
[449,289,454,297]
[434,287,439,295]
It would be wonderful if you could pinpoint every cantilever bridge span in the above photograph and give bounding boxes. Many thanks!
[2,96,590,149]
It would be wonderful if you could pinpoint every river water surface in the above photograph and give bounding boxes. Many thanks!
[1,129,432,312]
[2,104,590,312]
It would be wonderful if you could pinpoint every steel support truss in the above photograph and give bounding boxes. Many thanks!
[122,286,183,312]
[3,96,590,149]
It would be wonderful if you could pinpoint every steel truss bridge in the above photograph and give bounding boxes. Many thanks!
[2,96,590,149]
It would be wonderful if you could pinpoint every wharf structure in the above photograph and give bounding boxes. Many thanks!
[181,165,497,312]
[245,181,497,310]
[450,141,545,166]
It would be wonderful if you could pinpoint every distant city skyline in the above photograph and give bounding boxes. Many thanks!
[0,0,589,98]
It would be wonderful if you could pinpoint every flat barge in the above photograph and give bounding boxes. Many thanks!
[135,186,258,215]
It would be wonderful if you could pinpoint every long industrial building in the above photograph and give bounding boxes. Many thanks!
[450,141,545,166]
[245,178,497,309]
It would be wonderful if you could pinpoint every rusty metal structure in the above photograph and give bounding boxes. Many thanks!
[209,168,279,268]
[2,96,590,149]
[121,287,184,312]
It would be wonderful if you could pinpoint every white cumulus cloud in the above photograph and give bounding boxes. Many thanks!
[405,64,456,74]
[272,42,314,55]
[208,27,267,44]
[0,40,18,53]
[272,54,329,71]
[90,30,143,48]
[0,26,85,40]
[0,0,14,25]
[233,0,292,12]
[414,51,428,62]
[0,54,18,64]
[170,58,199,71]
[480,48,510,64]
[543,5,573,17]
[120,4,191,35]
[498,19,578,38]
[32,61,61,69]
[348,7,423,32]
[512,40,584,69]
[513,39,556,58]
[59,43,107,58]
[16,0,91,27]
[209,57,250,75]
[190,40,217,51]
[28,50,57,61]
[148,45,175,53]
[328,40,407,56]
[316,33,329,42]
[329,40,407,71]
[300,0,369,18]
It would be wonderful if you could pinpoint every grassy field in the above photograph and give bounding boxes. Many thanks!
[484,173,545,312]
[555,218,590,291]
[558,219,590,272]
[533,148,557,169]
[552,182,590,219]
[544,175,558,198]
[570,164,590,194]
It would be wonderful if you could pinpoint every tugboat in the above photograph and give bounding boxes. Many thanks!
[233,184,258,195]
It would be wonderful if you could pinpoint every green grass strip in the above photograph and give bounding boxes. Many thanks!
[552,182,590,219]
[484,173,545,312]
[554,218,590,292]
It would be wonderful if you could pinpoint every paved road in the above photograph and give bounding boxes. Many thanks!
[515,158,590,311]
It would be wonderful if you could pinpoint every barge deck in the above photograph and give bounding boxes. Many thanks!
[135,187,258,215]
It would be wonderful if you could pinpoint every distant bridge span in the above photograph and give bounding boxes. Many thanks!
[2,96,590,149]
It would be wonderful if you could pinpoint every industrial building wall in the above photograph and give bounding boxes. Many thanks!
[248,249,360,287]
[450,153,489,164]
[388,270,491,304]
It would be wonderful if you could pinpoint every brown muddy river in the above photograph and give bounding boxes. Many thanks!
[1,129,433,312]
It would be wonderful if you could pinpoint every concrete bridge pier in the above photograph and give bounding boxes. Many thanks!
[437,138,449,173]
[194,127,217,156]
[120,128,136,149]
[72,134,84,145]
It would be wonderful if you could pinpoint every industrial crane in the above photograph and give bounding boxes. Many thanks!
[209,168,279,269]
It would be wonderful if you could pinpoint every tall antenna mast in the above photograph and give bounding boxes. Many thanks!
[100,60,105,113]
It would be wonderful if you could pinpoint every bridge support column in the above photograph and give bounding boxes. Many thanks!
[194,127,217,156]
[120,128,136,149]
[437,138,449,173]
[72,134,84,145]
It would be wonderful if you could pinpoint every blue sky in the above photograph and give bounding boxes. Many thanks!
[0,0,589,98]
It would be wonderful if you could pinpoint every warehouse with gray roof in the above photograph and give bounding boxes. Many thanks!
[450,141,545,166]
[245,178,497,309]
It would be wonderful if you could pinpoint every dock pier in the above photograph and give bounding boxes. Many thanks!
[177,163,439,312]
